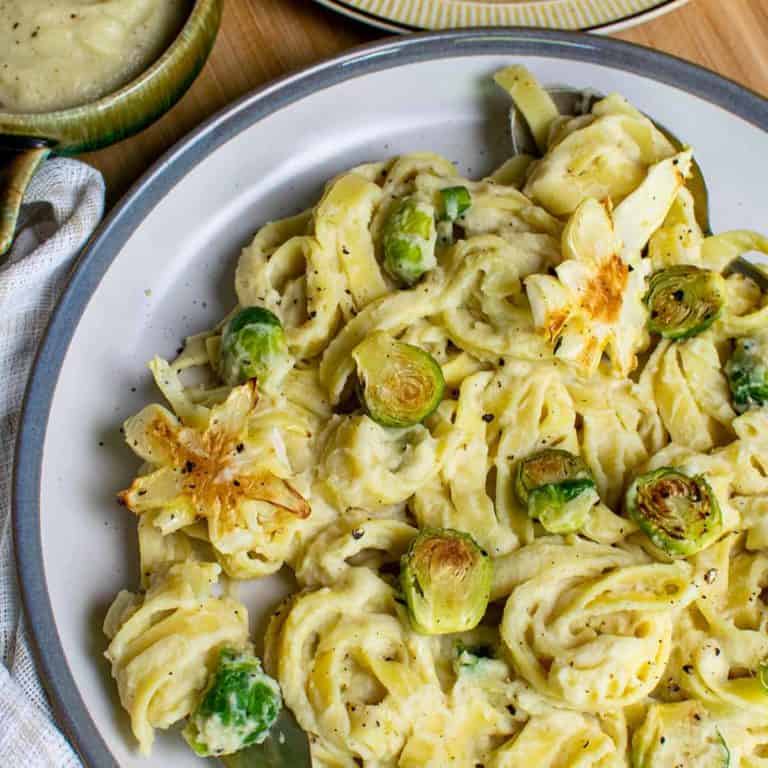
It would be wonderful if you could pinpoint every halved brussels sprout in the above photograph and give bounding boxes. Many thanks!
[625,467,722,557]
[382,196,437,286]
[183,648,282,757]
[400,528,492,635]
[726,336,768,413]
[645,265,726,339]
[436,186,472,246]
[220,307,293,389]
[352,331,444,428]
[514,449,599,534]
[440,186,472,221]
[631,701,729,768]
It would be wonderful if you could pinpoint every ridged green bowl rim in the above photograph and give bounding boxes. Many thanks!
[13,28,768,768]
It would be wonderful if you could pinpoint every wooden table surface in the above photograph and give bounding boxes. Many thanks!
[84,0,768,205]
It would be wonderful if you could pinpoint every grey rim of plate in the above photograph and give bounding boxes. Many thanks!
[312,0,689,34]
[13,27,768,768]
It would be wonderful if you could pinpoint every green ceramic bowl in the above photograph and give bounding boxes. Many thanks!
[0,0,223,255]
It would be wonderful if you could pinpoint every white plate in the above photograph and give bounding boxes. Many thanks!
[15,29,768,768]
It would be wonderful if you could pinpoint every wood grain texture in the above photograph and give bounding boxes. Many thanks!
[84,0,768,204]
[616,0,768,95]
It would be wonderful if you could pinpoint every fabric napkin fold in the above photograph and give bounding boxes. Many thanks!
[1,157,105,768]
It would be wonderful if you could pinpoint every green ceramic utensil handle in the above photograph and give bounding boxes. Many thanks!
[0,136,53,257]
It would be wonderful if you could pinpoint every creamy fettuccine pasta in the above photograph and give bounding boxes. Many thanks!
[104,65,768,766]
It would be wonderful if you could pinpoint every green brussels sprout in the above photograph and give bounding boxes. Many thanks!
[400,528,492,635]
[631,701,729,768]
[352,331,444,427]
[382,196,437,286]
[183,648,282,757]
[221,307,293,389]
[436,186,472,246]
[514,449,599,534]
[625,467,722,557]
[726,336,768,413]
[440,186,472,221]
[645,265,726,340]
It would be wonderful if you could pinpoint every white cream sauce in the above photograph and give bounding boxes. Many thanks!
[0,0,191,113]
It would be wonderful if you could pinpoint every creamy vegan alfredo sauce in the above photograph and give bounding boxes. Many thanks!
[0,0,190,114]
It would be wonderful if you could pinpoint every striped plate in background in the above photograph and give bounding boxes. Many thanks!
[314,0,690,33]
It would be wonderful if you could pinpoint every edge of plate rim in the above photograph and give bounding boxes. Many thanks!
[313,0,690,34]
[13,27,768,768]
[313,0,410,33]
[593,0,690,34]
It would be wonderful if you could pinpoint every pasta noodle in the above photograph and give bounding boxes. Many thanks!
[497,537,695,711]
[488,710,627,768]
[104,562,249,753]
[104,64,768,765]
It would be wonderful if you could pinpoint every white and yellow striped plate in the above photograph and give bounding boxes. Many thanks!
[314,0,690,33]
